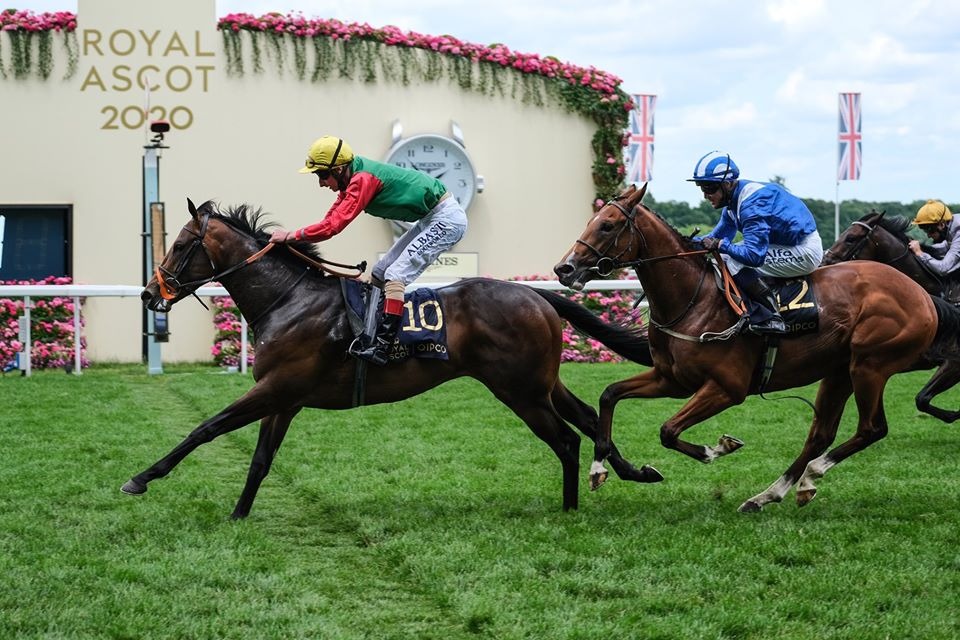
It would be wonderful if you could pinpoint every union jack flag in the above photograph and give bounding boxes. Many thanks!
[626,94,656,183]
[838,92,862,181]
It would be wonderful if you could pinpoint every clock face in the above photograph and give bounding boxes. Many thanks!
[385,134,478,211]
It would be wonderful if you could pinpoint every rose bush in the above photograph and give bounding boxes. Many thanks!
[0,276,88,370]
[211,294,254,368]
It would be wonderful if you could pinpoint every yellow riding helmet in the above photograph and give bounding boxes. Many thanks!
[298,136,354,174]
[913,199,953,225]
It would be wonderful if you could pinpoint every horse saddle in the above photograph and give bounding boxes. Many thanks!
[341,279,450,361]
[769,277,819,336]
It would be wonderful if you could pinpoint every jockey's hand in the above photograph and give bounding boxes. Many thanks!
[908,240,923,256]
[700,236,722,252]
[270,229,294,244]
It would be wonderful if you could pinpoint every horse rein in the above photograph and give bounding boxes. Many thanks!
[826,217,940,284]
[155,213,365,305]
[581,199,746,341]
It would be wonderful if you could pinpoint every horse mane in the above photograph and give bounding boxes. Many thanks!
[199,200,326,264]
[634,199,700,252]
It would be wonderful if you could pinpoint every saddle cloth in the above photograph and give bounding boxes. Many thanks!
[770,277,819,336]
[342,279,450,361]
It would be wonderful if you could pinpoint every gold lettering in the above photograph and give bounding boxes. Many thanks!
[165,66,192,92]
[79,66,107,92]
[194,31,215,57]
[139,30,161,56]
[111,65,132,91]
[401,301,420,332]
[195,65,214,91]
[137,65,161,91]
[82,29,103,56]
[109,29,136,56]
[163,32,188,57]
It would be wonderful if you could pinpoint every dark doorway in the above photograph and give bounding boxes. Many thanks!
[0,205,72,280]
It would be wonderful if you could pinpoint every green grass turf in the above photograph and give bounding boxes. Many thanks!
[1,363,959,639]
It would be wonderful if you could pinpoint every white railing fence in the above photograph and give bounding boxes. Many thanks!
[0,280,644,376]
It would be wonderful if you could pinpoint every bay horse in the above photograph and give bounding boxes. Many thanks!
[823,210,960,422]
[124,198,662,518]
[554,184,960,512]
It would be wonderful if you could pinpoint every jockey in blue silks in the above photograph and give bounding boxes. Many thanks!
[690,150,823,335]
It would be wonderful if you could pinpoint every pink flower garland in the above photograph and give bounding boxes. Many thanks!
[217,12,625,99]
[0,9,76,32]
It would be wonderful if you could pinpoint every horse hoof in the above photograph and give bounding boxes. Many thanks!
[719,434,744,452]
[738,499,762,513]
[120,479,147,495]
[796,488,817,507]
[589,471,608,491]
[641,465,664,483]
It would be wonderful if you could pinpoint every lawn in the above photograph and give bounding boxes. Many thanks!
[1,363,959,639]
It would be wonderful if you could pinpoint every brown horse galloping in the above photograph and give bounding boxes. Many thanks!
[125,199,661,518]
[823,210,960,422]
[554,184,960,512]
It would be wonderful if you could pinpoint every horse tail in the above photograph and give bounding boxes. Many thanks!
[929,295,960,360]
[531,288,653,366]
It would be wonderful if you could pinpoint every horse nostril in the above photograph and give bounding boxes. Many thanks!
[554,263,574,278]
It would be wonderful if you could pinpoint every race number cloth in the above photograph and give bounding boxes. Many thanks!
[342,280,449,361]
[771,277,819,336]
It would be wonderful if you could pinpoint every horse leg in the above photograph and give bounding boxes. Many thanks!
[915,360,960,423]
[592,373,738,491]
[550,381,663,484]
[498,395,583,511]
[120,385,282,496]
[657,380,745,463]
[794,372,891,507]
[231,408,301,520]
[738,372,852,513]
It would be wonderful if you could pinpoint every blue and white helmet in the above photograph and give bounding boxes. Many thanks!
[689,150,740,182]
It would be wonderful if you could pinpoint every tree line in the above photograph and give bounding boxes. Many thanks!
[643,183,958,246]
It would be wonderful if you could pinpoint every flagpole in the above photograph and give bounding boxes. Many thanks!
[834,180,840,241]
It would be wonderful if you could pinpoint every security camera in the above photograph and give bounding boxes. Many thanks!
[150,120,171,134]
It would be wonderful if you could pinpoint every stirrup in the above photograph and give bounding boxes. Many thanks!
[748,317,787,335]
[347,335,370,356]
[350,340,390,366]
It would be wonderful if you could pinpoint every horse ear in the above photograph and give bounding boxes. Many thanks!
[632,182,648,204]
[187,197,198,219]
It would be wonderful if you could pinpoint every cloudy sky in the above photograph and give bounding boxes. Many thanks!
[18,0,960,206]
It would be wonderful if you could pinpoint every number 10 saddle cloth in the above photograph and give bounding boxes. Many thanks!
[341,279,450,361]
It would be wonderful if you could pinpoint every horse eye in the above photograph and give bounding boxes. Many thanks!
[843,236,858,244]
[172,241,185,251]
[599,221,615,233]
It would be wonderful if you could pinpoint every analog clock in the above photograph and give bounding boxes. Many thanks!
[384,133,482,212]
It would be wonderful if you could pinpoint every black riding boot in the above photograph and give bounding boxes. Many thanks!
[350,311,402,365]
[734,269,787,335]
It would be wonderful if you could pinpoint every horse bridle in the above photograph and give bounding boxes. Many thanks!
[827,216,919,271]
[575,199,643,277]
[825,219,880,263]
[155,212,224,306]
[576,198,732,332]
[154,212,366,318]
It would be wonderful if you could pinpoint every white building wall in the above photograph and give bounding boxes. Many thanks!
[0,0,598,362]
